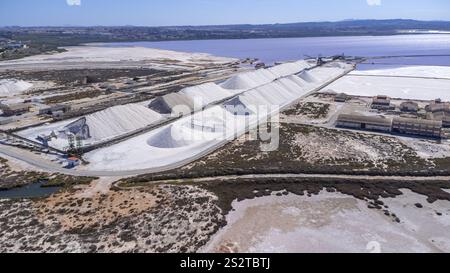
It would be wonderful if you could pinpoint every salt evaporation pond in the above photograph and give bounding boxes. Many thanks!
[102,34,450,67]
[324,65,450,101]
[0,182,60,199]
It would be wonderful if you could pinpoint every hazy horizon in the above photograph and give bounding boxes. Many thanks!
[1,0,450,27]
[3,18,450,29]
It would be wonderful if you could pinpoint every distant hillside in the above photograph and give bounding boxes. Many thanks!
[1,19,450,60]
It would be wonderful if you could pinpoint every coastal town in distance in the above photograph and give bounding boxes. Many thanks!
[1,0,450,259]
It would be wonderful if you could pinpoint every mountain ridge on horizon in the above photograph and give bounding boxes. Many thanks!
[2,18,450,28]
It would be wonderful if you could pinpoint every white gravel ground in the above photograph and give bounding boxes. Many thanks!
[202,191,450,253]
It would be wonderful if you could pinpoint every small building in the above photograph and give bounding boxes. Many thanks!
[335,93,349,102]
[425,101,450,113]
[400,101,419,113]
[371,95,395,110]
[336,114,393,132]
[5,43,27,50]
[52,110,65,121]
[392,117,442,138]
[255,62,266,69]
[0,103,31,116]
[429,111,450,128]
[66,157,81,169]
[39,104,71,115]
[80,76,96,85]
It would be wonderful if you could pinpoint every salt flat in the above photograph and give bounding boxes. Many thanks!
[326,65,450,100]
[202,191,450,253]
[0,46,237,71]
[351,66,450,79]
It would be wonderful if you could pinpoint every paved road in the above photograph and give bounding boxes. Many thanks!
[3,144,449,184]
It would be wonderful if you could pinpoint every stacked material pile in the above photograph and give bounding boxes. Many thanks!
[0,79,33,96]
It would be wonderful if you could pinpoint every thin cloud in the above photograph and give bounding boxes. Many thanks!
[367,0,381,6]
[66,0,81,6]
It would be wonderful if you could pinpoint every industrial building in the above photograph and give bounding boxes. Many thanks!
[392,117,442,138]
[428,111,450,128]
[424,99,450,128]
[334,93,350,102]
[39,104,71,115]
[425,100,450,113]
[371,95,395,110]
[336,114,393,132]
[400,101,419,112]
[0,103,31,116]
[336,113,443,138]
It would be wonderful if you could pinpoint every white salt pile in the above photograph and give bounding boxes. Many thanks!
[85,62,352,172]
[237,75,311,107]
[221,61,311,90]
[64,104,162,142]
[147,125,200,149]
[0,79,33,96]
[179,82,236,107]
[268,61,312,78]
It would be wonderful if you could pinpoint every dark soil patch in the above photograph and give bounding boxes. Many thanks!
[284,102,331,119]
[196,177,450,216]
[2,68,164,86]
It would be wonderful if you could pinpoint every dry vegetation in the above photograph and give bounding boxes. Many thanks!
[121,122,444,185]
[0,156,96,190]
[0,184,223,253]
[284,102,331,119]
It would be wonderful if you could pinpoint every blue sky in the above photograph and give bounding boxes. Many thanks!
[0,0,449,26]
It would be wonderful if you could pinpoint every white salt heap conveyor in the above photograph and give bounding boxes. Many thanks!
[84,61,353,172]
[179,82,237,108]
[18,103,163,149]
[221,61,312,90]
[69,104,162,142]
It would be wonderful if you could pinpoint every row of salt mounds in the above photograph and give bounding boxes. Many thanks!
[149,92,195,115]
[63,104,162,142]
[179,82,236,107]
[221,61,311,90]
[237,75,311,108]
[0,79,33,96]
[268,60,311,78]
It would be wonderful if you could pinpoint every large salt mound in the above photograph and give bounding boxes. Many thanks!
[149,93,195,115]
[65,104,162,142]
[297,71,320,83]
[268,60,311,78]
[147,125,198,149]
[221,70,277,90]
[223,97,255,116]
[239,76,310,107]
[221,61,311,90]
[179,82,235,107]
[0,79,33,96]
